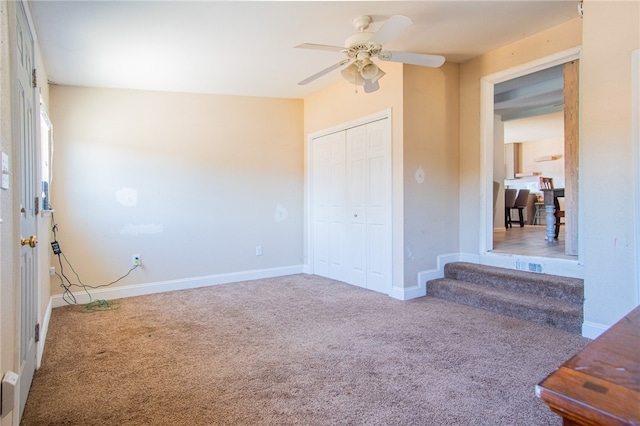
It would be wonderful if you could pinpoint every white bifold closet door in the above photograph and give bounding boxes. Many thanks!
[312,118,391,294]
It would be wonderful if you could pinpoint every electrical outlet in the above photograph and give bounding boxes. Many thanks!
[49,267,55,276]
[132,254,141,266]
[255,246,263,256]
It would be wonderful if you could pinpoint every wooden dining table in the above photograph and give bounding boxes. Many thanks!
[536,305,640,425]
[541,187,564,241]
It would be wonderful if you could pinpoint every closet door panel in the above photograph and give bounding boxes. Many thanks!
[312,138,329,277]
[311,116,390,294]
[328,132,348,282]
[346,125,368,287]
[365,120,391,293]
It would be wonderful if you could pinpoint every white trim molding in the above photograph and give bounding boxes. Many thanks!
[479,46,582,258]
[392,254,465,300]
[582,321,609,340]
[632,49,640,307]
[51,265,304,308]
[390,284,425,301]
[36,298,53,369]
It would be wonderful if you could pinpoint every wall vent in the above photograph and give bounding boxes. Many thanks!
[516,260,543,273]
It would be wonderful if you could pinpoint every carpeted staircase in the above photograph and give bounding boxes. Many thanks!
[427,262,584,333]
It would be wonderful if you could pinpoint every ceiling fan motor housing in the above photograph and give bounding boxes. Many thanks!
[345,32,382,60]
[352,15,373,31]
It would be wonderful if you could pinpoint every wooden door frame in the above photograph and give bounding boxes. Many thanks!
[480,47,582,260]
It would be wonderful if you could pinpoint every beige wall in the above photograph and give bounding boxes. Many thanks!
[49,86,303,292]
[519,138,565,186]
[402,62,459,286]
[581,0,640,327]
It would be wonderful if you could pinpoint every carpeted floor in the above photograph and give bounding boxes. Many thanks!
[22,274,590,425]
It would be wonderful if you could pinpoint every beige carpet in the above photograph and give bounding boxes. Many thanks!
[22,274,589,425]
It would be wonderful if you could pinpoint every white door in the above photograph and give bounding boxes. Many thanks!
[345,125,368,288]
[312,131,349,283]
[311,117,391,293]
[361,120,391,293]
[16,1,39,418]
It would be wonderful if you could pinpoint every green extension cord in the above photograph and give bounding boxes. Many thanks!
[81,299,120,313]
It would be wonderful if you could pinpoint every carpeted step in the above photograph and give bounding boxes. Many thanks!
[443,262,583,305]
[427,278,582,334]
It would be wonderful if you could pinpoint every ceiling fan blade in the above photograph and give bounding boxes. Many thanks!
[363,79,380,93]
[371,15,412,45]
[294,43,344,53]
[378,51,445,68]
[298,59,351,85]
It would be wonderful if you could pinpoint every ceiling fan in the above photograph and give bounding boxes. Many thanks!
[295,15,446,93]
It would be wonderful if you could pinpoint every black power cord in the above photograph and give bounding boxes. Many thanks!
[50,211,139,308]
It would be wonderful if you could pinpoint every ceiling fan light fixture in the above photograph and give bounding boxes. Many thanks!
[368,65,386,83]
[297,14,443,90]
[341,63,364,85]
[359,58,379,80]
[363,79,380,93]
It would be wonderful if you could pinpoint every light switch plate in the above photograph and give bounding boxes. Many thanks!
[1,152,9,190]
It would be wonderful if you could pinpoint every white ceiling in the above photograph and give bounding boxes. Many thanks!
[29,1,581,99]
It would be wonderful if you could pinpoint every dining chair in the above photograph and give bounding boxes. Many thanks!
[512,189,530,227]
[555,196,566,238]
[540,176,554,190]
[504,188,517,229]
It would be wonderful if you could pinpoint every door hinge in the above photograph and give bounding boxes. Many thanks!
[34,196,40,215]
[35,323,40,343]
[32,68,37,88]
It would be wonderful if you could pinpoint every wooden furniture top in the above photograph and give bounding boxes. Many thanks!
[536,306,640,425]
[541,187,565,206]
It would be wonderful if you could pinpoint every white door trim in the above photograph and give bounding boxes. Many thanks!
[632,49,640,306]
[479,46,582,258]
[305,109,392,292]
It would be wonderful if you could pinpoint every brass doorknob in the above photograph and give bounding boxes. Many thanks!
[20,235,37,248]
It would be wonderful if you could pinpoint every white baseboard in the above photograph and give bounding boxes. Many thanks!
[581,321,609,340]
[391,253,466,300]
[51,265,304,308]
[413,253,470,297]
[390,284,425,301]
[457,253,481,264]
[37,298,53,369]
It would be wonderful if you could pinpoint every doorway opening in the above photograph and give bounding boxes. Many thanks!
[480,47,581,265]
